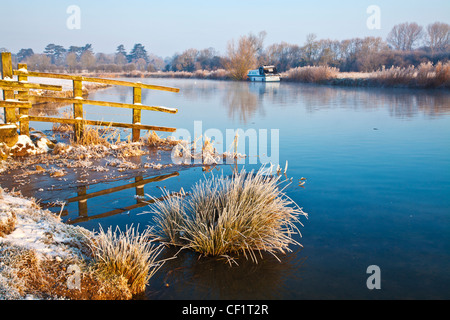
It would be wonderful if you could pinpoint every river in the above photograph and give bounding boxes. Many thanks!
[15,78,450,299]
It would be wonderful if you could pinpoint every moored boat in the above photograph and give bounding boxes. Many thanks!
[247,65,281,82]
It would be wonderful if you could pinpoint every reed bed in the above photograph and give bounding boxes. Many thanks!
[373,61,450,88]
[150,167,307,264]
[88,69,232,80]
[282,66,339,83]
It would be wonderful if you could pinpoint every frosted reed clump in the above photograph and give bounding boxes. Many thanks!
[149,167,307,264]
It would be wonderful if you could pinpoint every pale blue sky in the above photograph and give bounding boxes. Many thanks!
[1,0,449,57]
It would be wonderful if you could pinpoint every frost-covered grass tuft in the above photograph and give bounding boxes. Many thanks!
[87,225,165,295]
[150,167,307,264]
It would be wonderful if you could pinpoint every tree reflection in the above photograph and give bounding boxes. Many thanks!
[267,83,450,119]
[218,81,450,123]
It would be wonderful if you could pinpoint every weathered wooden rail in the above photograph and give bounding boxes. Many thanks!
[0,52,180,143]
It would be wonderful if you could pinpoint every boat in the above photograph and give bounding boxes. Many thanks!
[247,65,281,82]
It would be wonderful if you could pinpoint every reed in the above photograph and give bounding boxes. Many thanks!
[373,61,450,88]
[282,66,339,83]
[150,167,307,264]
[71,124,119,147]
[145,130,179,148]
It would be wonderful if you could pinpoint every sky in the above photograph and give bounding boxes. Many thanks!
[1,0,449,57]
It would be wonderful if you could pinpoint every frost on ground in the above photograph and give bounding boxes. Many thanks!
[0,188,164,300]
[0,187,92,299]
[0,130,245,177]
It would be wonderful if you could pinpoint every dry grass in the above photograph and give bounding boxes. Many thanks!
[0,226,165,300]
[282,66,339,83]
[373,61,450,88]
[0,212,16,238]
[93,69,231,80]
[0,245,41,299]
[150,167,307,264]
[0,243,136,300]
[87,225,165,295]
[71,125,119,147]
[52,111,74,133]
[146,131,179,148]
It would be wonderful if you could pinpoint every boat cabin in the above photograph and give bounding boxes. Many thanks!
[247,65,281,82]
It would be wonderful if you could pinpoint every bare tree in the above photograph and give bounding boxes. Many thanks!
[387,22,424,51]
[65,52,78,72]
[265,42,303,72]
[303,33,320,65]
[26,54,52,71]
[80,50,96,70]
[426,22,450,54]
[225,32,266,80]
[147,53,165,71]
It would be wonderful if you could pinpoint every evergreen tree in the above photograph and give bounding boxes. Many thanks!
[43,44,66,65]
[128,43,149,63]
[17,48,34,62]
[116,44,127,56]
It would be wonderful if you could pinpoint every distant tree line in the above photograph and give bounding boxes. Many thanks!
[2,21,449,78]
[239,22,449,74]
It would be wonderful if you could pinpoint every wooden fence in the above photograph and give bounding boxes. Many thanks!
[0,52,180,142]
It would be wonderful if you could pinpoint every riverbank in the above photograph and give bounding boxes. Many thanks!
[0,186,165,299]
[77,61,450,89]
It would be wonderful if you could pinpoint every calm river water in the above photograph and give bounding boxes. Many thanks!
[38,79,450,299]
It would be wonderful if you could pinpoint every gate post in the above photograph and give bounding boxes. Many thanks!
[73,79,84,140]
[1,52,16,124]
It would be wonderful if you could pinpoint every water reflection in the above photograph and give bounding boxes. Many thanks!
[147,246,307,300]
[30,79,450,125]
[145,80,450,122]
[264,84,450,119]
[50,172,180,225]
[222,82,262,123]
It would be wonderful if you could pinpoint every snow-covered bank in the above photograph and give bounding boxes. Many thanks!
[0,188,91,299]
[0,188,164,300]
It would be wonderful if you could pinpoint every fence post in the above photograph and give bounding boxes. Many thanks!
[17,63,30,136]
[132,86,142,142]
[1,52,16,124]
[73,79,84,140]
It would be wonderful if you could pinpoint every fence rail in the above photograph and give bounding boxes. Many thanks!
[1,52,180,142]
